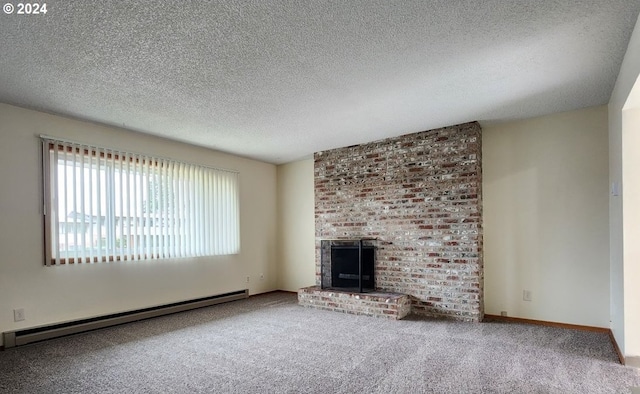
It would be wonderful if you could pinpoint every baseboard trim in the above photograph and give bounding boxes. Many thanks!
[609,330,625,365]
[252,290,298,296]
[483,315,627,365]
[277,290,299,295]
[483,315,609,333]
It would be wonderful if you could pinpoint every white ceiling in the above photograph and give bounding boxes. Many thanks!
[1,1,639,164]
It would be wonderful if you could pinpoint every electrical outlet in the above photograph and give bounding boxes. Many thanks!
[523,290,532,302]
[260,273,264,281]
[246,276,250,283]
[13,308,25,322]
[500,311,508,317]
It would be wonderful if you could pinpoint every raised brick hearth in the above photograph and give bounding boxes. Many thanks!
[308,122,483,322]
[298,286,411,320]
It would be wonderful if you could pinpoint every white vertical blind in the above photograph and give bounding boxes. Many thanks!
[42,136,240,265]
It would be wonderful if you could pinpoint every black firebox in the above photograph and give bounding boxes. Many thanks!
[321,239,375,293]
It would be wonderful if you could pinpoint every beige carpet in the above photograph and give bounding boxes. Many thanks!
[0,292,639,393]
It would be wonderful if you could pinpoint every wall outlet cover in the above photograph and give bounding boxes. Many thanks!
[13,308,25,322]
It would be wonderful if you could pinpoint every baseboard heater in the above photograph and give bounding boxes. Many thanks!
[2,289,248,349]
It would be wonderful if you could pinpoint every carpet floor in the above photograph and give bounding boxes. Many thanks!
[0,292,639,393]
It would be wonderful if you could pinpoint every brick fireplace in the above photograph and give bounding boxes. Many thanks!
[300,122,483,322]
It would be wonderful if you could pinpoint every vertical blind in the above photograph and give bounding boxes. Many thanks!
[42,136,240,265]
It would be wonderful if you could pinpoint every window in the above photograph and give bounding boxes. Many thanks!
[42,136,240,265]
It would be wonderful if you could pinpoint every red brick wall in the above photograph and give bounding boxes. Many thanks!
[314,122,483,321]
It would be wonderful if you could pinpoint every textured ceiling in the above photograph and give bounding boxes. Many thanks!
[1,1,639,164]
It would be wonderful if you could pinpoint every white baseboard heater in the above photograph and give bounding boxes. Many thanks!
[2,289,248,349]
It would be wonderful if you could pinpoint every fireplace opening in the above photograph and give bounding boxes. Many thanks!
[321,240,375,293]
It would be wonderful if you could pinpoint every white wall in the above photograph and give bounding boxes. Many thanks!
[0,103,278,347]
[483,106,610,327]
[622,107,640,363]
[609,13,640,361]
[276,159,315,291]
